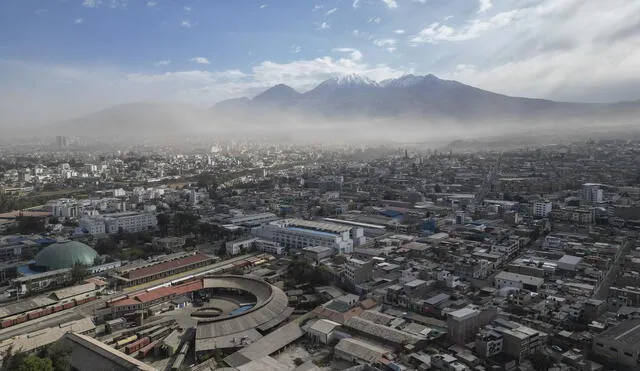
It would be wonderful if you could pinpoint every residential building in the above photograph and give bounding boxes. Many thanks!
[344,258,373,286]
[583,183,603,204]
[533,200,553,217]
[448,307,479,345]
[103,212,157,234]
[303,245,334,263]
[495,271,544,292]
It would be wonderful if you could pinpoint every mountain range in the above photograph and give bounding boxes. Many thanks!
[51,74,640,139]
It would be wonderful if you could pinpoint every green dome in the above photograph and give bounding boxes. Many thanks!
[35,240,98,270]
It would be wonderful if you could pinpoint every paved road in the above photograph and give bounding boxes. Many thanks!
[594,237,635,300]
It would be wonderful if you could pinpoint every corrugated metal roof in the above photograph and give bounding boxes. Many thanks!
[125,253,212,280]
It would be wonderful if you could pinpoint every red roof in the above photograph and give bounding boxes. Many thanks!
[0,210,51,218]
[112,279,204,307]
[133,280,203,304]
[125,253,212,280]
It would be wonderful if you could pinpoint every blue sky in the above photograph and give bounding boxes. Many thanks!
[2,0,640,125]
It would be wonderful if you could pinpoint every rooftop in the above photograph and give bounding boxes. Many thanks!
[597,320,640,347]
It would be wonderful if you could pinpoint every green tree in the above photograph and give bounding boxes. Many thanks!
[16,355,54,371]
[156,213,171,237]
[42,341,72,371]
[529,351,553,371]
[71,261,89,283]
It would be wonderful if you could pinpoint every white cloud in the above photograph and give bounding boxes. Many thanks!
[352,0,361,9]
[326,8,338,16]
[82,0,127,9]
[441,0,640,102]
[154,60,171,66]
[478,0,492,13]
[260,4,267,9]
[332,48,363,61]
[317,22,330,30]
[381,0,398,9]
[413,0,428,3]
[184,6,191,11]
[146,1,157,7]
[312,4,324,11]
[291,45,302,54]
[410,9,521,44]
[189,57,210,65]
[368,17,381,24]
[180,20,192,28]
[373,38,396,47]
[393,29,405,34]
[74,18,84,24]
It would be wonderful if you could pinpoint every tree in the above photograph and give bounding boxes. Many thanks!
[156,213,171,237]
[15,355,54,371]
[42,341,72,371]
[94,237,117,255]
[529,351,553,371]
[71,261,89,283]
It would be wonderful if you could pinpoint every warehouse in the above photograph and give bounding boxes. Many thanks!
[113,251,214,287]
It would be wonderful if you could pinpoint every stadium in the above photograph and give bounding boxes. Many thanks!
[194,275,292,359]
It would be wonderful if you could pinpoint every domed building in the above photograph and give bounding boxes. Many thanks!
[34,240,99,271]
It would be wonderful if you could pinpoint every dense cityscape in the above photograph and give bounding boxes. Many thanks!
[0,136,637,371]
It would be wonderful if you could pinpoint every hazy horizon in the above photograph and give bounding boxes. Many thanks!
[1,0,640,131]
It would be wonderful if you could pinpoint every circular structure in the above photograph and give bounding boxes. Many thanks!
[34,240,98,270]
[195,275,291,353]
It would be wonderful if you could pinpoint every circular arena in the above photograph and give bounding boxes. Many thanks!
[194,275,292,355]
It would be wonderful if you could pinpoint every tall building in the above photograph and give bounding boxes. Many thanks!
[56,135,68,148]
[447,307,481,345]
[477,319,547,361]
[533,200,553,218]
[582,183,603,204]
[344,258,373,285]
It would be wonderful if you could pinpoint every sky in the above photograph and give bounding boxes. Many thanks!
[2,0,640,126]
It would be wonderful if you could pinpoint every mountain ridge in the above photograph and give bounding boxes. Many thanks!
[49,73,640,138]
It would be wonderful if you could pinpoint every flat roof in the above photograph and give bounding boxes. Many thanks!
[448,307,479,320]
[321,218,386,230]
[495,271,545,286]
[286,219,351,233]
[51,282,97,300]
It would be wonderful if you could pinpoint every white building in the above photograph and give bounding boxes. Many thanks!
[78,217,106,235]
[49,198,80,219]
[344,258,373,285]
[532,200,552,218]
[582,183,603,204]
[103,212,156,234]
[253,219,355,255]
[495,271,544,292]
[306,319,341,344]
